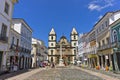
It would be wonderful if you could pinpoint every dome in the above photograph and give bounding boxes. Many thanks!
[60,35,67,39]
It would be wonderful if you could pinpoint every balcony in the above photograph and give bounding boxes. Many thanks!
[10,44,16,50]
[97,43,111,51]
[0,36,8,43]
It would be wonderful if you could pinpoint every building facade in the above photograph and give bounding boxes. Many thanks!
[8,27,20,71]
[77,10,120,71]
[95,11,120,69]
[31,38,48,68]
[12,18,33,70]
[110,18,120,72]
[78,33,88,64]
[48,28,78,65]
[0,0,18,73]
[87,29,97,68]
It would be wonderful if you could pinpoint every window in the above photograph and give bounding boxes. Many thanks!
[102,24,104,30]
[74,50,76,55]
[4,2,9,15]
[12,37,14,44]
[119,28,120,34]
[99,27,101,32]
[106,37,110,44]
[105,21,108,27]
[51,36,53,40]
[1,24,7,38]
[74,43,76,46]
[51,50,53,55]
[51,57,53,62]
[113,30,118,42]
[17,39,19,47]
[102,40,105,46]
[74,35,76,39]
[51,43,53,46]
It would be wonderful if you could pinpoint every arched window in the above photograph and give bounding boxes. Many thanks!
[74,35,76,39]
[51,36,53,40]
[51,57,53,62]
[51,50,53,55]
[112,30,118,42]
[74,50,76,55]
[51,43,53,46]
[119,28,120,34]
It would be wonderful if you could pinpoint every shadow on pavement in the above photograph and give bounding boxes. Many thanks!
[0,69,30,80]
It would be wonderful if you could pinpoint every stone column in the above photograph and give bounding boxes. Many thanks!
[97,55,100,66]
[105,55,107,67]
[101,55,103,69]
[109,54,112,67]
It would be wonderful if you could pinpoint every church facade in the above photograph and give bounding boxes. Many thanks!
[48,28,78,65]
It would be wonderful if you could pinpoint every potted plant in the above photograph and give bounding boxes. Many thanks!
[96,65,100,70]
[105,66,109,71]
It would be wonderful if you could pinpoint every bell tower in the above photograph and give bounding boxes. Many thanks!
[70,28,78,62]
[48,28,56,62]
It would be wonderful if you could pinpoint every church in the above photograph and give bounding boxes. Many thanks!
[48,28,78,65]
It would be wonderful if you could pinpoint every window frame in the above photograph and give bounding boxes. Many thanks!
[4,2,10,15]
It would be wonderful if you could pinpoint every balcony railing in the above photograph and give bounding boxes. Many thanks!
[10,44,16,50]
[97,43,111,51]
[0,36,8,43]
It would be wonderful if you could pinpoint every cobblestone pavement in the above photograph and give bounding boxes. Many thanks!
[24,67,103,80]
[84,67,120,79]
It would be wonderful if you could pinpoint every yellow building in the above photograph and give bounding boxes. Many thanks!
[95,12,113,68]
[87,29,97,68]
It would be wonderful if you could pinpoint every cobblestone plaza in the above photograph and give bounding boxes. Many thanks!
[0,66,119,80]
[25,67,102,80]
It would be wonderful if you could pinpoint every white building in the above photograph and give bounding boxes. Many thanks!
[9,27,20,71]
[0,0,18,73]
[31,38,48,68]
[12,18,33,69]
[78,34,84,61]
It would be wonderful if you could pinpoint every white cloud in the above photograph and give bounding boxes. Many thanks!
[88,4,101,11]
[98,15,103,19]
[88,0,114,11]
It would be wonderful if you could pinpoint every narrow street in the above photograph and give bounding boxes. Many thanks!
[1,66,119,80]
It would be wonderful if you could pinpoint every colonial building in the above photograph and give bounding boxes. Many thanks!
[9,27,20,71]
[31,38,48,68]
[78,33,88,64]
[110,18,120,72]
[77,10,120,70]
[95,10,120,69]
[0,0,18,73]
[12,18,33,69]
[87,29,97,68]
[48,28,78,65]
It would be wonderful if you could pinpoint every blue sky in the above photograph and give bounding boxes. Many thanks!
[13,0,120,46]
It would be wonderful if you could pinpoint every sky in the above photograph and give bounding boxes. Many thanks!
[13,0,120,46]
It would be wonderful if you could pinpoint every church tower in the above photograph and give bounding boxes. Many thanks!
[48,28,56,62]
[70,28,78,62]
